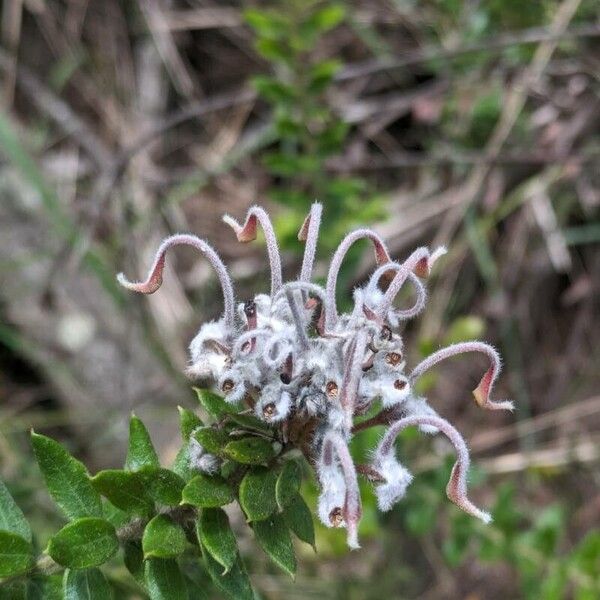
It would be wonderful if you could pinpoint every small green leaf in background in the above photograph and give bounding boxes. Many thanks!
[140,468,185,506]
[31,432,102,520]
[145,558,187,600]
[125,414,159,471]
[91,470,153,517]
[202,545,254,600]
[0,477,32,542]
[283,494,316,550]
[192,428,229,455]
[194,388,236,418]
[276,460,301,510]
[239,467,278,522]
[178,406,203,441]
[443,315,485,345]
[47,517,118,568]
[182,474,234,508]
[0,531,33,577]
[252,514,296,579]
[142,515,187,559]
[197,508,238,574]
[224,437,275,465]
[63,568,112,600]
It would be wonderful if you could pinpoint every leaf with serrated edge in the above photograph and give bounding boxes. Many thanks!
[63,568,112,600]
[143,514,187,559]
[276,460,301,510]
[0,531,33,578]
[31,432,102,520]
[91,470,153,516]
[239,467,277,521]
[125,415,159,471]
[182,474,234,508]
[202,544,254,600]
[197,508,237,573]
[0,476,31,542]
[145,558,187,600]
[283,493,316,550]
[47,518,118,569]
[252,514,296,579]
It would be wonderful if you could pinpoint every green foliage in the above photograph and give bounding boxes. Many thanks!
[144,558,187,600]
[125,415,160,472]
[0,479,31,543]
[91,470,153,517]
[46,518,118,569]
[0,532,33,578]
[31,432,102,521]
[196,508,238,574]
[252,514,297,579]
[63,568,113,600]
[182,474,234,508]
[276,459,302,510]
[282,493,316,550]
[0,406,318,598]
[142,515,187,559]
[223,437,276,465]
[245,1,385,257]
[239,467,279,522]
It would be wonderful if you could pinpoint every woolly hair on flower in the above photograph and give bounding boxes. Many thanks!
[118,203,512,549]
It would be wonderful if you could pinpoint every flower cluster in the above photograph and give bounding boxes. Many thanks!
[118,204,513,549]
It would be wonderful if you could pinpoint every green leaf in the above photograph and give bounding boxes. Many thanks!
[31,432,102,520]
[47,518,118,568]
[194,388,236,418]
[239,467,277,522]
[125,415,159,471]
[0,580,27,599]
[276,460,301,510]
[192,428,229,455]
[139,468,185,506]
[26,575,63,600]
[0,477,31,542]
[308,60,341,93]
[182,474,234,508]
[202,546,254,600]
[0,531,33,577]
[252,514,296,579]
[307,4,345,32]
[243,9,287,38]
[63,568,112,600]
[226,413,274,435]
[91,470,153,517]
[172,447,192,481]
[252,76,295,104]
[178,406,203,441]
[145,558,187,600]
[197,508,238,574]
[283,494,316,550]
[223,437,275,465]
[123,540,144,582]
[143,515,187,559]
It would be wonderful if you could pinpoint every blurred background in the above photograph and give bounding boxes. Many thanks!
[0,0,599,598]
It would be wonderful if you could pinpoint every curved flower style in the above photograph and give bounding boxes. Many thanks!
[118,203,512,548]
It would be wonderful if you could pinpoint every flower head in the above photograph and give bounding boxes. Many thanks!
[118,204,511,548]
